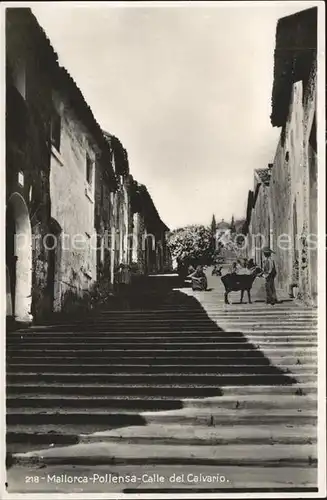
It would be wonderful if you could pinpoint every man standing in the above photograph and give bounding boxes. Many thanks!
[262,247,277,305]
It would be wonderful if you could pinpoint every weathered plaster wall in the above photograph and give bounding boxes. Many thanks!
[113,175,133,270]
[270,66,317,305]
[132,212,147,273]
[49,92,97,311]
[249,183,271,268]
[302,65,317,304]
[94,157,115,289]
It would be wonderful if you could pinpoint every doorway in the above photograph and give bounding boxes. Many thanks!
[6,192,32,323]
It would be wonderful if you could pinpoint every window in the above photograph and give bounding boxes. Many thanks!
[51,111,61,152]
[86,154,94,186]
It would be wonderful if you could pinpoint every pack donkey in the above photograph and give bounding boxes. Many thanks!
[221,266,263,304]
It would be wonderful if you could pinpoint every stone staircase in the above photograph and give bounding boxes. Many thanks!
[6,272,318,492]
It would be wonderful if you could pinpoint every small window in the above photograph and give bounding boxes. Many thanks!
[86,154,94,186]
[51,111,61,151]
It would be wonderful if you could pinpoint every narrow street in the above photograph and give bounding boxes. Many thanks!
[6,268,317,493]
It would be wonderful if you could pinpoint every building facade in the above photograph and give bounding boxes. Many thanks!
[241,7,318,305]
[130,181,170,275]
[103,133,133,277]
[6,8,55,323]
[93,138,117,290]
[270,7,317,305]
[248,167,273,267]
[6,8,168,324]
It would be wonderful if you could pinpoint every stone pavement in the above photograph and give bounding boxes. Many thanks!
[6,269,318,493]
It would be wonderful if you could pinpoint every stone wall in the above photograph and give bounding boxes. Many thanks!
[249,178,271,268]
[49,91,98,312]
[113,176,132,270]
[6,8,171,320]
[94,157,115,289]
[269,65,317,305]
[6,9,53,322]
[132,212,147,273]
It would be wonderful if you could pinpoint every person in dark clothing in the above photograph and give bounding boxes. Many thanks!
[189,265,208,291]
[262,247,277,305]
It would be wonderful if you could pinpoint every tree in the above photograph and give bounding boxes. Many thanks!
[230,214,236,234]
[167,225,213,272]
[210,214,217,235]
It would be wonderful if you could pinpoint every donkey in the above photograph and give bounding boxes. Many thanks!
[221,266,263,304]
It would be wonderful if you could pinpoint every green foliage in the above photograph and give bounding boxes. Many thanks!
[167,225,214,268]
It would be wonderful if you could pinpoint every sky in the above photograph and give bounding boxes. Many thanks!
[32,1,316,230]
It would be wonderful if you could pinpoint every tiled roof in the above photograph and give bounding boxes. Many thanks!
[255,168,271,186]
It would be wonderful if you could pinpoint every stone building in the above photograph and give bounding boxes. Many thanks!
[269,6,317,305]
[6,8,118,323]
[6,8,171,324]
[49,72,118,314]
[131,181,170,274]
[6,8,57,323]
[94,137,118,290]
[248,167,273,267]
[103,132,133,278]
[241,190,255,259]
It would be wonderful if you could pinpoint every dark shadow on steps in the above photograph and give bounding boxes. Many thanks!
[6,275,298,453]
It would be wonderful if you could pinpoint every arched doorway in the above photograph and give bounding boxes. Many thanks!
[6,192,33,323]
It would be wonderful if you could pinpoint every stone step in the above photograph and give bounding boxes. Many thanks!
[7,393,317,411]
[6,340,318,350]
[7,372,303,385]
[10,326,317,335]
[212,325,316,331]
[142,407,317,427]
[30,319,316,326]
[35,311,318,317]
[80,422,317,445]
[6,363,317,375]
[12,442,317,467]
[7,383,225,398]
[6,395,185,410]
[23,322,317,331]
[95,305,318,318]
[6,410,147,426]
[6,355,317,366]
[183,394,317,410]
[7,341,317,352]
[7,343,317,360]
[8,382,316,396]
[7,331,318,340]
